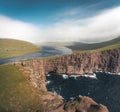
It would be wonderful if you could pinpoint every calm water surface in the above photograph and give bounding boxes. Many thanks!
[0,46,72,64]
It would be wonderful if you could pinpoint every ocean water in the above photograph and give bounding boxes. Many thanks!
[46,72,120,112]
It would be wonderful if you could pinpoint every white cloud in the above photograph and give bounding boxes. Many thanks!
[0,6,120,43]
[47,6,120,42]
[0,15,44,42]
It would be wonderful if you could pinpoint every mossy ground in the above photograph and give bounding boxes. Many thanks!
[0,64,43,112]
[0,39,39,58]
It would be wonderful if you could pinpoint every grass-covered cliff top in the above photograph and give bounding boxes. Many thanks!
[0,64,43,112]
[0,38,39,58]
[74,42,120,53]
[73,38,120,53]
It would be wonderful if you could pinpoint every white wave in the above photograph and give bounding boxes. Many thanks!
[47,74,50,77]
[95,71,103,73]
[69,75,80,79]
[70,95,82,100]
[82,73,97,79]
[95,71,120,75]
[107,72,120,75]
[69,74,97,79]
[46,80,52,84]
[62,74,69,79]
[70,97,74,100]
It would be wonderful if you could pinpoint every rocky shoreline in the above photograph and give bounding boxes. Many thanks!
[14,48,120,89]
[13,48,120,112]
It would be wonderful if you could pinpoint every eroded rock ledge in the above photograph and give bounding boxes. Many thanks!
[52,96,109,112]
[13,48,120,112]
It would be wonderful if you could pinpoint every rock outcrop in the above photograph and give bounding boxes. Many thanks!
[52,96,109,112]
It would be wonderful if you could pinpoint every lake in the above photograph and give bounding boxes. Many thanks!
[0,46,72,64]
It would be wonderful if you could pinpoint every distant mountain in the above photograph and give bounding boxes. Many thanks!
[35,41,73,47]
[67,37,120,50]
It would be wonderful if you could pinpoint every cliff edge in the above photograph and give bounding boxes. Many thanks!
[44,48,120,75]
[13,48,120,112]
[14,48,120,93]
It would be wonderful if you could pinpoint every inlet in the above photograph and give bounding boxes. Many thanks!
[46,72,120,112]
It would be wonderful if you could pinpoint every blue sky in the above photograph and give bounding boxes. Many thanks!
[0,0,120,42]
[0,0,120,25]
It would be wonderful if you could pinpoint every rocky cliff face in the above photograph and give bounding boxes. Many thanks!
[44,48,120,75]
[14,60,109,112]
[14,48,120,92]
[13,48,120,112]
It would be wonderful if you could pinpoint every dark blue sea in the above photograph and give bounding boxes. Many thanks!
[46,72,120,112]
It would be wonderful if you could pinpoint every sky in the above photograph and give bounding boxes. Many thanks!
[0,0,120,43]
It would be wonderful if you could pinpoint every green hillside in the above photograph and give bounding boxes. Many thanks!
[67,37,120,52]
[0,39,39,58]
[74,41,120,53]
[0,64,43,112]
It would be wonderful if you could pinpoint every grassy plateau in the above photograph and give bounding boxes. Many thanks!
[0,64,43,112]
[0,38,39,58]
